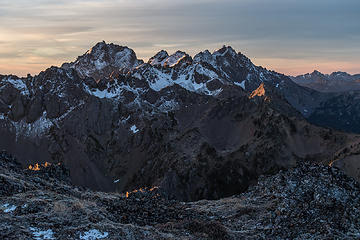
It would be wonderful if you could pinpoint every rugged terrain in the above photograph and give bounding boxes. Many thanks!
[2,151,360,239]
[1,42,360,201]
[291,70,360,133]
[292,70,360,92]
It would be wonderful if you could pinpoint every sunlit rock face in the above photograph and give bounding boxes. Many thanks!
[0,41,359,201]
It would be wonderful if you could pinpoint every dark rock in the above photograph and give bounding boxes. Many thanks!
[1,152,360,239]
[10,95,25,121]
[26,93,43,122]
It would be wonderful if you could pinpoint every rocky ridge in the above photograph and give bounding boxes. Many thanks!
[292,70,360,92]
[2,151,360,239]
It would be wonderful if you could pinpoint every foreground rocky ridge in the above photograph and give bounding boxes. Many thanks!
[1,42,360,201]
[2,151,360,239]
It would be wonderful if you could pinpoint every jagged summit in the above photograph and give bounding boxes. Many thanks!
[2,42,358,130]
[59,42,285,89]
[148,50,169,66]
[213,45,237,57]
[0,42,328,128]
[61,41,144,80]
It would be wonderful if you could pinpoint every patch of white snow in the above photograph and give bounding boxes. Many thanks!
[1,77,29,95]
[1,203,17,213]
[29,227,55,240]
[12,111,53,141]
[164,52,186,67]
[94,59,108,70]
[148,70,174,91]
[158,99,178,112]
[195,65,219,80]
[234,81,246,90]
[130,125,139,134]
[80,229,109,240]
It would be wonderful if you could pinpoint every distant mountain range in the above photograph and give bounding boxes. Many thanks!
[1,41,360,201]
[291,70,360,92]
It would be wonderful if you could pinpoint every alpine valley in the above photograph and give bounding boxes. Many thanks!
[1,42,360,239]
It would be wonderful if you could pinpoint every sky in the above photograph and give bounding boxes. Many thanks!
[0,0,359,77]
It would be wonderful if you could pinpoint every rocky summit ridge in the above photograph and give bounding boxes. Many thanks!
[2,151,360,239]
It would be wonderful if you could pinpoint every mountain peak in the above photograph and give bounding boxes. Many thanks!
[213,45,237,58]
[292,69,360,92]
[330,71,351,78]
[62,42,143,80]
[193,50,212,63]
[58,43,294,97]
[163,51,191,67]
[148,50,169,66]
[148,50,191,68]
[311,70,323,76]
[89,40,107,54]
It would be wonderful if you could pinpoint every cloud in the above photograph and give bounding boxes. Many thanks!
[0,0,359,76]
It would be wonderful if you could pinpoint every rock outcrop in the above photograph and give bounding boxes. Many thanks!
[2,151,360,239]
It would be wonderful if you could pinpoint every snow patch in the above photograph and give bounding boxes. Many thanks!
[259,72,266,82]
[234,81,246,90]
[114,48,134,69]
[195,64,219,80]
[94,59,107,70]
[1,77,29,95]
[157,99,178,112]
[29,227,55,240]
[173,69,222,96]
[149,51,168,66]
[1,203,17,213]
[164,51,186,67]
[130,125,139,133]
[88,88,119,99]
[193,50,215,66]
[12,111,53,141]
[148,69,174,91]
[84,82,122,99]
[56,101,85,122]
[80,229,109,240]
